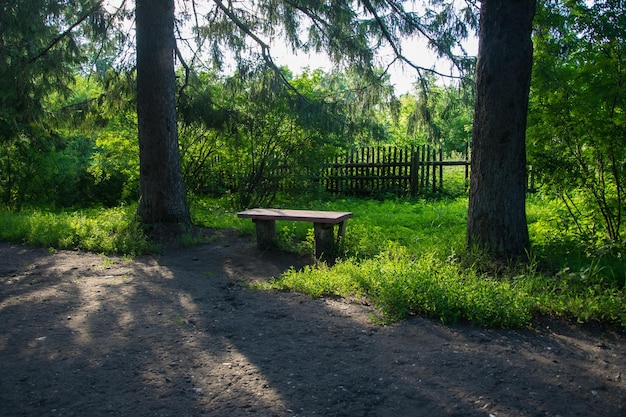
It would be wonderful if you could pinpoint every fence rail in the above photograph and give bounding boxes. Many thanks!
[203,145,470,198]
[323,146,469,196]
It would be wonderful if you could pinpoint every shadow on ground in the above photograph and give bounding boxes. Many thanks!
[1,237,625,417]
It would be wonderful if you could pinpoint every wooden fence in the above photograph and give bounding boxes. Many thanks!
[323,146,470,196]
[203,145,470,197]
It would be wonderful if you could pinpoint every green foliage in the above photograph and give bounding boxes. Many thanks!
[529,264,626,327]
[0,1,106,141]
[177,71,229,194]
[0,204,149,255]
[395,76,474,154]
[529,0,626,242]
[292,68,398,146]
[0,2,133,209]
[0,130,100,208]
[0,1,106,200]
[177,66,472,210]
[189,0,476,83]
[0,73,139,208]
[89,112,140,204]
[187,67,395,209]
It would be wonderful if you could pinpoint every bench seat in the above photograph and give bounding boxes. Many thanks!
[237,209,353,260]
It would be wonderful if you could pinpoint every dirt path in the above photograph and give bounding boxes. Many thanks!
[1,235,625,417]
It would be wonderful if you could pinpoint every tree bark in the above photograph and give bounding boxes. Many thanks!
[467,0,536,260]
[135,0,190,224]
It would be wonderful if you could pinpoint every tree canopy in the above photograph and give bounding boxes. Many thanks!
[171,0,477,81]
[0,0,112,206]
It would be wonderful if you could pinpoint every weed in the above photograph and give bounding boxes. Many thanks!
[100,255,115,269]
[171,313,185,326]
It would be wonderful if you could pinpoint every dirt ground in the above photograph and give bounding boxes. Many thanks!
[1,231,625,417]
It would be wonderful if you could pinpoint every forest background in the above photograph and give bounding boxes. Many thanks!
[1,0,625,329]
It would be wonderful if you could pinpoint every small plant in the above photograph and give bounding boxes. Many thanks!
[171,313,185,326]
[100,255,115,269]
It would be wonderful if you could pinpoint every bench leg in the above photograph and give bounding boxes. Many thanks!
[314,222,336,261]
[336,220,348,245]
[254,219,277,250]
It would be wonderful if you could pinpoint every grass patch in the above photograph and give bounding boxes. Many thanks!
[190,195,254,232]
[259,194,626,329]
[273,245,533,328]
[0,205,149,255]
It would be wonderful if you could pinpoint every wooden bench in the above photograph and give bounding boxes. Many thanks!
[237,208,353,260]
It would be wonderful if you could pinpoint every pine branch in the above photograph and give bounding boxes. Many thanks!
[382,0,467,79]
[211,0,308,100]
[28,1,103,65]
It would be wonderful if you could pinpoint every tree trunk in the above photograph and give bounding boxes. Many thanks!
[467,0,536,260]
[135,0,190,224]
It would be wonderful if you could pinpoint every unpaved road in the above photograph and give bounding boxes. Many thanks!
[1,236,625,417]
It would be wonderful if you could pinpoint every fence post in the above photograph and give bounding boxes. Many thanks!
[430,146,435,193]
[410,147,419,196]
[422,145,430,192]
[439,148,443,192]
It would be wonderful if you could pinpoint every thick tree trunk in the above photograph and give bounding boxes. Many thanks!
[467,0,536,260]
[135,0,190,224]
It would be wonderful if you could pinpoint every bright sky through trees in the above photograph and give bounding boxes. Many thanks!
[271,35,477,94]
[101,0,477,95]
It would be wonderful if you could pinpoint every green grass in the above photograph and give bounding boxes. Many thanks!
[272,247,534,327]
[0,205,150,255]
[190,195,254,232]
[1,194,624,329]
[247,194,626,329]
[245,196,533,328]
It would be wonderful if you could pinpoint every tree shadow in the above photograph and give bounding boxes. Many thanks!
[1,240,625,417]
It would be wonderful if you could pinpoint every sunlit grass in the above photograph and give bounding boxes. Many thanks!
[190,194,254,232]
[272,245,534,327]
[252,194,626,329]
[0,205,149,255]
